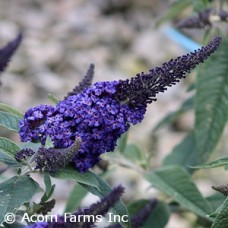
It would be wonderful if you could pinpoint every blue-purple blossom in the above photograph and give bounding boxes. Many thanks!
[46,80,146,172]
[19,37,221,173]
[19,105,55,144]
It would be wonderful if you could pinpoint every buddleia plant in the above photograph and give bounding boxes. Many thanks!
[0,30,224,228]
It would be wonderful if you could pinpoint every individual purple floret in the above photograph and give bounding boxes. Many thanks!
[19,37,221,173]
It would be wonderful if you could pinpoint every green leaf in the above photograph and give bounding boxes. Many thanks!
[43,173,52,196]
[153,96,193,131]
[44,136,54,148]
[211,197,228,228]
[64,184,87,213]
[195,39,228,164]
[192,157,228,169]
[193,0,209,11]
[145,165,213,219]
[52,167,99,188]
[128,200,170,228]
[0,111,21,132]
[206,193,226,211]
[48,94,59,104]
[117,132,128,153]
[0,175,39,224]
[41,173,55,203]
[0,103,23,118]
[0,137,20,166]
[163,131,197,173]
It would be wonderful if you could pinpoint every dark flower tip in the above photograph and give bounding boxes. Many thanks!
[15,148,35,162]
[212,184,228,196]
[35,137,81,173]
[116,36,222,106]
[65,63,95,98]
[131,198,157,227]
[106,198,158,228]
[0,32,22,85]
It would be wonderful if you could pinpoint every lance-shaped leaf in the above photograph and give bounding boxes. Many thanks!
[51,166,99,188]
[145,165,213,219]
[163,131,197,173]
[195,38,228,164]
[64,184,87,213]
[192,157,228,169]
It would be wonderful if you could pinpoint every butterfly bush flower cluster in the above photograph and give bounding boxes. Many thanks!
[18,36,221,173]
[26,185,157,228]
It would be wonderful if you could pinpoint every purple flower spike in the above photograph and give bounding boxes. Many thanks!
[0,33,22,85]
[19,37,221,173]
[26,186,124,228]
[116,36,222,107]
[65,63,95,98]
